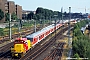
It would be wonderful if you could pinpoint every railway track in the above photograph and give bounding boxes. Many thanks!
[0,24,74,60]
[19,26,69,60]
[0,25,48,60]
[0,28,40,60]
[0,51,11,60]
[0,42,13,53]
[0,42,13,60]
[44,42,65,60]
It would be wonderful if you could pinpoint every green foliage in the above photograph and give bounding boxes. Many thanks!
[72,20,90,58]
[73,28,83,37]
[73,53,80,60]
[33,7,60,20]
[5,13,10,22]
[36,14,41,20]
[26,7,64,22]
[27,12,34,20]
[33,15,37,20]
[0,9,4,20]
[11,12,18,21]
[74,20,89,29]
[0,28,4,36]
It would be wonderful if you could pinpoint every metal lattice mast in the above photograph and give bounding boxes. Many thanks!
[68,7,71,47]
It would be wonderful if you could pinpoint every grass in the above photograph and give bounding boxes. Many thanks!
[0,20,50,37]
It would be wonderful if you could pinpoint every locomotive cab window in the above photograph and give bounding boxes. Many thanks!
[15,40,24,43]
[27,38,33,42]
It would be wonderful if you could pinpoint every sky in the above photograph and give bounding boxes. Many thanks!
[8,0,90,13]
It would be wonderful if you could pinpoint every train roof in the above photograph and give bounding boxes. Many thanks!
[41,24,54,31]
[26,24,55,38]
[16,38,27,41]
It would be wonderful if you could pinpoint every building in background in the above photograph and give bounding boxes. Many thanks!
[22,10,36,20]
[22,10,31,20]
[16,5,22,19]
[5,1,15,14]
[0,0,7,22]
[0,0,22,22]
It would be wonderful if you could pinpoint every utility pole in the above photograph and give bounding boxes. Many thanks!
[44,19,45,27]
[40,19,42,30]
[85,6,86,14]
[68,7,71,47]
[55,16,56,41]
[61,7,63,24]
[9,13,11,40]
[50,16,51,25]
[54,15,57,41]
[18,15,22,37]
[34,20,36,32]
[61,7,64,33]
[18,19,21,37]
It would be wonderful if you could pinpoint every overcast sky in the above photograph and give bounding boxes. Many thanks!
[8,0,90,13]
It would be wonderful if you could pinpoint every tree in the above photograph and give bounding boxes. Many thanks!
[33,15,37,20]
[58,12,62,20]
[72,20,90,58]
[35,7,60,20]
[0,28,4,36]
[0,9,4,20]
[36,7,43,14]
[27,12,34,20]
[5,13,9,22]
[11,12,17,21]
[36,14,41,20]
[36,7,45,20]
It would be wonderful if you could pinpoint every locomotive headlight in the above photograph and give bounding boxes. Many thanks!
[15,54,18,57]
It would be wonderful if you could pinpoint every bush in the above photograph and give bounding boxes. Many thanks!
[0,28,4,36]
[72,20,90,58]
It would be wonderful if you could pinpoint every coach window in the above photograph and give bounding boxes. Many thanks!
[41,35,42,39]
[35,38,38,41]
[34,38,37,41]
[45,32,47,35]
[42,35,43,38]
[34,38,35,41]
[46,32,48,35]
[46,32,47,35]
[43,34,44,37]
[41,35,42,38]
[39,36,41,40]
[42,35,43,37]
